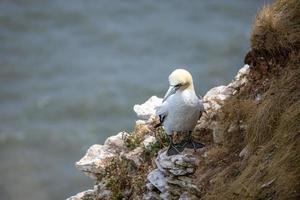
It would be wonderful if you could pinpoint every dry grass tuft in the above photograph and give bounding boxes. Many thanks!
[246,61,300,147]
[220,98,256,151]
[104,157,151,200]
[124,123,150,150]
[203,65,300,199]
[251,0,300,52]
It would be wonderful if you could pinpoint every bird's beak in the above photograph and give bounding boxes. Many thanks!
[163,86,177,102]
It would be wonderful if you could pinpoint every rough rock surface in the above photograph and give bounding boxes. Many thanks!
[67,189,95,200]
[143,135,157,150]
[197,64,250,143]
[133,96,162,120]
[67,182,111,200]
[75,131,128,179]
[121,146,144,167]
[147,169,167,193]
[145,150,201,199]
[155,151,198,176]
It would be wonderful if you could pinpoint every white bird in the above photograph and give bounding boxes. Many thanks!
[156,69,205,156]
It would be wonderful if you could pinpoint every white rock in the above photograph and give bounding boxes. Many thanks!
[169,168,191,176]
[146,182,155,191]
[75,144,116,179]
[202,85,235,120]
[203,65,250,115]
[67,181,111,200]
[200,65,251,144]
[121,146,144,167]
[76,131,131,179]
[143,191,161,200]
[104,131,128,151]
[204,85,234,105]
[136,119,146,126]
[239,145,250,159]
[235,64,250,80]
[167,177,201,194]
[66,189,95,200]
[229,64,250,89]
[160,192,171,200]
[155,151,198,176]
[143,135,157,150]
[147,169,167,193]
[134,96,162,120]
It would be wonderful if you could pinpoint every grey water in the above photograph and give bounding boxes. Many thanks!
[0,0,268,199]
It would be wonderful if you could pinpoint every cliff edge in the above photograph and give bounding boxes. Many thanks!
[68,0,300,199]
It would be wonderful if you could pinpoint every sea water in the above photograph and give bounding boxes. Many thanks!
[0,0,268,199]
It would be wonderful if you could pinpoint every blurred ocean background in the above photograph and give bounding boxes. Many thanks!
[0,0,269,199]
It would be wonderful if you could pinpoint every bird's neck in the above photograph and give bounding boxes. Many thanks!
[181,82,195,92]
[187,83,195,91]
[179,84,196,95]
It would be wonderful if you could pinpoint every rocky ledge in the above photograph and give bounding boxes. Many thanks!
[67,65,250,200]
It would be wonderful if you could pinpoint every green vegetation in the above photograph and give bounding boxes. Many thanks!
[144,126,169,160]
[103,123,169,199]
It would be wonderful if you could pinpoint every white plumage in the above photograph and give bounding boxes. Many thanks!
[157,87,203,135]
[156,68,205,155]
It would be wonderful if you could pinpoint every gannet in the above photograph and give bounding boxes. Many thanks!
[156,69,205,156]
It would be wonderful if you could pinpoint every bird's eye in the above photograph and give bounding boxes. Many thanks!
[174,84,182,88]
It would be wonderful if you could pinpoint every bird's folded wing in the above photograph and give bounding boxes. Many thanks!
[155,101,169,124]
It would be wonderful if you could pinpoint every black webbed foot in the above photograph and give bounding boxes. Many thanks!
[166,144,184,156]
[178,139,205,152]
[180,131,205,152]
[184,140,205,149]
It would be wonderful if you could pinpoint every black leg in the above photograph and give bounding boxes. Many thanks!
[189,131,196,152]
[167,134,184,156]
[182,131,205,151]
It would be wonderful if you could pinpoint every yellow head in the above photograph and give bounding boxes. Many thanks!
[163,68,195,102]
[168,69,194,90]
